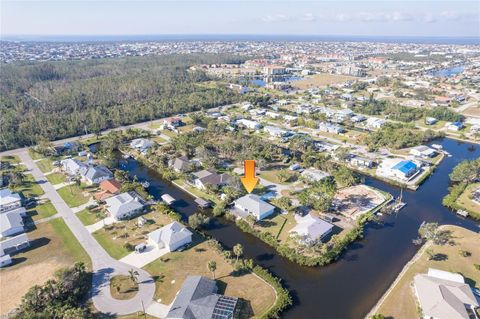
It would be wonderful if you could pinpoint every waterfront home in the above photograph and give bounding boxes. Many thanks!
[192,169,231,190]
[170,156,192,173]
[0,188,22,213]
[413,268,479,319]
[378,159,418,181]
[0,210,25,238]
[83,165,113,185]
[233,194,275,221]
[0,233,30,256]
[147,221,192,251]
[105,191,145,221]
[446,121,464,131]
[410,145,437,158]
[166,275,238,319]
[289,213,334,245]
[94,179,122,200]
[130,138,154,153]
[349,156,375,168]
[301,168,331,183]
[61,158,88,176]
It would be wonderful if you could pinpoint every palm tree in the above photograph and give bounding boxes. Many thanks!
[207,260,217,280]
[128,269,139,284]
[233,244,243,267]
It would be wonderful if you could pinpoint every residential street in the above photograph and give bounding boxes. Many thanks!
[17,151,156,316]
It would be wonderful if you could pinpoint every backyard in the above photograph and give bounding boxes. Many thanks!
[0,219,91,316]
[76,208,107,226]
[143,238,276,317]
[27,200,58,221]
[57,184,92,207]
[45,172,67,185]
[374,225,480,319]
[36,158,55,173]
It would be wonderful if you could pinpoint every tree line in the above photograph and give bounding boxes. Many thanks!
[0,54,247,151]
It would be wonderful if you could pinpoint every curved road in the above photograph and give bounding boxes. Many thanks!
[17,151,155,316]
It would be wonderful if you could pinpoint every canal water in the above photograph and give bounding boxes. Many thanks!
[120,138,479,319]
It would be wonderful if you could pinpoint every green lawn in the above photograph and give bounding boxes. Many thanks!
[92,229,130,259]
[259,169,296,185]
[28,148,44,160]
[45,172,67,185]
[77,208,105,226]
[36,158,55,173]
[12,174,45,197]
[28,201,58,221]
[57,185,91,207]
[172,179,220,204]
[456,183,480,219]
[49,218,92,269]
[153,136,167,143]
[0,155,20,165]
[255,212,296,242]
[161,129,177,138]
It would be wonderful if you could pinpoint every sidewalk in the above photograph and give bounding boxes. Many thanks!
[119,245,170,268]
[85,216,116,233]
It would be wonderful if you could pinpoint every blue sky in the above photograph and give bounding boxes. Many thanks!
[1,1,479,37]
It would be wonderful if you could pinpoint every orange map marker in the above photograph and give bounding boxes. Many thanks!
[240,160,259,193]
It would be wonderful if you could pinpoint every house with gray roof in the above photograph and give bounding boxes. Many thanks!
[0,210,25,238]
[0,188,22,213]
[83,165,113,185]
[233,194,275,221]
[105,191,145,221]
[413,268,479,319]
[61,158,87,176]
[289,213,334,245]
[0,233,30,256]
[193,169,231,190]
[166,275,238,319]
[171,156,192,173]
[148,221,192,252]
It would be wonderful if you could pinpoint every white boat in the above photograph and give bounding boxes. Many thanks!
[431,144,443,150]
[141,181,150,188]
[122,154,131,159]
[161,194,176,205]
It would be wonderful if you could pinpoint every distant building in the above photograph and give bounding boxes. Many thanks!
[193,169,231,190]
[236,119,262,130]
[83,165,113,185]
[263,65,286,75]
[446,121,464,131]
[410,145,437,158]
[317,122,345,134]
[166,275,238,319]
[301,168,331,183]
[365,117,386,130]
[414,268,479,319]
[233,194,275,221]
[130,138,154,152]
[350,156,374,168]
[425,117,438,125]
[263,125,287,137]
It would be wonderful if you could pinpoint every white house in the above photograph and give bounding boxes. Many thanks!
[263,125,287,137]
[130,138,154,152]
[0,188,22,213]
[413,268,479,319]
[147,221,192,251]
[446,121,464,131]
[61,158,87,176]
[301,169,331,183]
[365,117,386,130]
[317,122,345,134]
[0,254,12,267]
[236,119,262,130]
[233,194,275,221]
[289,214,334,245]
[0,233,30,256]
[410,145,437,158]
[192,169,231,190]
[0,210,25,238]
[83,165,113,185]
[105,192,145,221]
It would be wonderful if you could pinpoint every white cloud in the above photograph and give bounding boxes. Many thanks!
[260,14,290,23]
[301,13,316,22]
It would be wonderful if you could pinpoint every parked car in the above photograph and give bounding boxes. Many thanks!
[135,243,147,253]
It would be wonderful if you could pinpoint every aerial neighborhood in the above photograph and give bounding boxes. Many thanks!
[1,36,479,319]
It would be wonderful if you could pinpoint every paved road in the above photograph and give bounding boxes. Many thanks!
[18,151,156,316]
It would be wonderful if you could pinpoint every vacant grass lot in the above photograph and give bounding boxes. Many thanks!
[36,158,55,173]
[77,208,106,226]
[143,238,276,317]
[456,183,480,219]
[57,185,91,207]
[172,179,219,204]
[255,212,296,243]
[12,174,45,197]
[375,225,480,319]
[0,219,91,316]
[27,149,44,160]
[293,73,357,89]
[259,168,297,185]
[45,172,67,185]
[0,155,21,164]
[27,201,57,221]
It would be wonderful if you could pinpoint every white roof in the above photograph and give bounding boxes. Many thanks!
[148,221,192,247]
[427,268,465,283]
[0,233,29,255]
[234,194,275,217]
[0,188,21,207]
[105,192,144,218]
[0,210,24,234]
[414,269,478,319]
[289,214,334,241]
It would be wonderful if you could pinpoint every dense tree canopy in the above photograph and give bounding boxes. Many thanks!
[0,54,247,150]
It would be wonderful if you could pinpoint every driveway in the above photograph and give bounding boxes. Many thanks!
[18,151,156,316]
[119,245,170,268]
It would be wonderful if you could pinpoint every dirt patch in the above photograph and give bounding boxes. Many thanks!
[0,259,68,315]
[333,185,386,220]
[293,73,357,89]
[461,105,480,117]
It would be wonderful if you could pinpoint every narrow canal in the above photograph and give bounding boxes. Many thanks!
[120,138,479,319]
